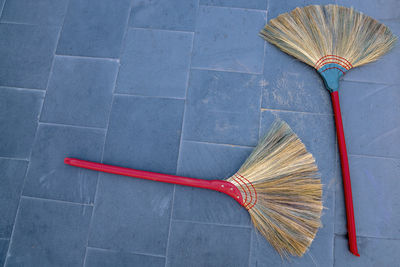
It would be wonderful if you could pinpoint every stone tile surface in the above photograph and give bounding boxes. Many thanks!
[183,69,262,146]
[191,6,265,73]
[56,0,131,58]
[167,220,251,267]
[40,56,118,128]
[6,198,92,267]
[334,235,400,266]
[129,0,198,31]
[85,248,165,267]
[88,172,173,256]
[0,159,28,238]
[1,0,69,26]
[103,95,184,175]
[0,24,59,89]
[0,88,44,158]
[116,29,193,98]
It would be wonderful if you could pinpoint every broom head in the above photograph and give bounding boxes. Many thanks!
[260,5,397,92]
[226,120,322,257]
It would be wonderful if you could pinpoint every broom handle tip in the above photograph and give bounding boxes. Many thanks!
[331,91,359,256]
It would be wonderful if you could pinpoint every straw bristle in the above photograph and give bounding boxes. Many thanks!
[260,5,396,69]
[226,120,322,257]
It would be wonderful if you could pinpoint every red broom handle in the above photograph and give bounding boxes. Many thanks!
[64,158,244,205]
[330,91,360,257]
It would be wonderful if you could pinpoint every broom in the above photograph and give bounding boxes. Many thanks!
[260,5,397,257]
[65,120,322,257]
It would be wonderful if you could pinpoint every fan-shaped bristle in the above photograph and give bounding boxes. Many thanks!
[226,120,322,257]
[260,5,397,69]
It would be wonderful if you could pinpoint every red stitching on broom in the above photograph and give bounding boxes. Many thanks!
[315,55,353,67]
[232,177,248,207]
[317,60,351,71]
[320,66,346,75]
[234,174,252,209]
[315,55,353,69]
[236,173,258,210]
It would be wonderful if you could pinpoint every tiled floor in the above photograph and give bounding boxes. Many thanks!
[0,0,399,266]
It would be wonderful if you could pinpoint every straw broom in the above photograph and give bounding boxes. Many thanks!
[65,120,322,257]
[260,5,397,257]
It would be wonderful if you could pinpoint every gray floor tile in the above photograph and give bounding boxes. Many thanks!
[0,159,28,239]
[260,110,338,193]
[116,29,193,98]
[0,24,59,89]
[85,248,165,267]
[0,87,44,158]
[0,238,8,266]
[334,235,400,266]
[40,56,118,128]
[167,220,251,267]
[201,0,267,10]
[56,0,131,58]
[103,95,184,175]
[337,0,400,20]
[340,82,400,158]
[88,172,173,256]
[262,45,332,114]
[0,0,69,26]
[183,69,262,146]
[129,0,198,31]
[267,0,304,19]
[192,6,265,73]
[5,197,92,267]
[335,155,400,239]
[23,124,105,204]
[250,189,335,267]
[174,141,252,225]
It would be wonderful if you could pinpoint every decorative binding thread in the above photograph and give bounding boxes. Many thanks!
[314,55,353,72]
[233,173,257,210]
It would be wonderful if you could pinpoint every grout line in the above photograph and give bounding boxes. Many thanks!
[181,139,255,149]
[191,66,262,75]
[0,86,46,93]
[0,0,6,18]
[199,4,268,13]
[0,21,61,26]
[21,195,93,206]
[172,218,252,229]
[38,121,107,131]
[113,92,185,101]
[87,246,166,258]
[261,107,333,116]
[247,228,254,267]
[3,22,64,266]
[334,233,400,241]
[128,26,195,34]
[258,6,267,140]
[164,185,176,266]
[55,54,119,62]
[348,153,400,161]
[0,156,28,162]
[342,78,398,86]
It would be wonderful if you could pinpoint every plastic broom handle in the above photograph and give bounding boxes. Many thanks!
[64,158,244,205]
[330,91,360,257]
